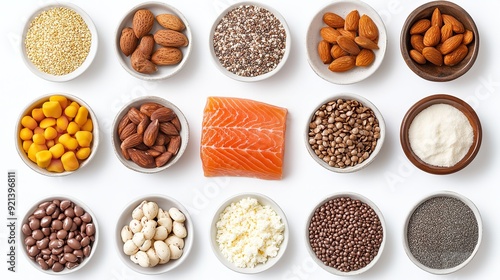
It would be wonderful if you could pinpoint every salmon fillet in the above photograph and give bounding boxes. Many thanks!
[201,97,287,180]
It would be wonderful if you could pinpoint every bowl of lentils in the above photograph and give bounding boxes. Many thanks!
[21,2,98,82]
[305,93,385,173]
[306,192,386,275]
[209,2,291,82]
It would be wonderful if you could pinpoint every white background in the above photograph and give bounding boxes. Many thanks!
[1,0,499,279]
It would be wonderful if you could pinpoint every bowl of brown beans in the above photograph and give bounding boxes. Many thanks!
[305,93,385,173]
[306,192,386,275]
[20,196,98,274]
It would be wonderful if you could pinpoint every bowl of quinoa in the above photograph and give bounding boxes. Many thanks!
[21,3,98,82]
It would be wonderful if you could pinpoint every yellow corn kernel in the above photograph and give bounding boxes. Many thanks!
[33,127,44,135]
[66,122,80,135]
[76,147,91,160]
[49,143,65,159]
[21,116,38,130]
[58,134,79,150]
[42,101,62,118]
[81,118,93,132]
[61,151,79,171]
[74,106,88,127]
[19,128,34,141]
[36,150,52,168]
[49,95,68,109]
[64,103,79,119]
[32,133,46,145]
[39,118,56,129]
[27,143,47,163]
[31,108,45,122]
[56,116,69,131]
[46,159,64,173]
[22,140,33,152]
[44,127,58,140]
[75,131,93,147]
[46,139,55,148]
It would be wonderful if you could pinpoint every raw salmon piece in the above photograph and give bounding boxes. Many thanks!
[201,96,287,180]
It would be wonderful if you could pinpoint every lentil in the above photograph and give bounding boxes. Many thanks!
[213,5,287,77]
[308,197,383,272]
[406,196,478,270]
[308,99,380,168]
[25,7,91,76]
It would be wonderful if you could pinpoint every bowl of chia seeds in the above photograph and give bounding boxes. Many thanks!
[209,2,291,82]
[305,93,386,173]
[21,3,98,82]
[403,191,482,274]
[306,192,386,275]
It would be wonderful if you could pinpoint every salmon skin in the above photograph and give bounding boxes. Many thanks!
[201,96,287,180]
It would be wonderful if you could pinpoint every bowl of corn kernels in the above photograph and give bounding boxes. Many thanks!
[16,93,99,176]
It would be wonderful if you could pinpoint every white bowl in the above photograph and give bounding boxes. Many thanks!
[20,196,99,274]
[306,0,387,84]
[115,194,193,274]
[21,2,98,82]
[111,96,189,174]
[304,93,386,173]
[209,1,291,82]
[15,93,100,177]
[115,1,192,80]
[210,193,289,273]
[403,191,482,274]
[305,192,386,276]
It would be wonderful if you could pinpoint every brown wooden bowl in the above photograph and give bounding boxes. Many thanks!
[400,1,479,82]
[400,94,481,175]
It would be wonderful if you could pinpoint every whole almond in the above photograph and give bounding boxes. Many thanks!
[136,116,150,135]
[154,29,188,47]
[151,47,183,66]
[337,36,360,55]
[323,12,345,28]
[431,8,443,28]
[117,115,131,136]
[358,15,378,41]
[444,44,468,66]
[133,9,154,38]
[151,107,176,122]
[156,14,185,31]
[423,25,441,47]
[167,136,181,155]
[137,35,155,59]
[354,36,379,49]
[320,27,341,44]
[355,49,375,67]
[152,145,166,153]
[330,44,348,59]
[120,27,138,56]
[128,149,156,168]
[344,10,360,31]
[440,34,464,55]
[410,19,431,35]
[143,119,159,147]
[154,133,168,146]
[140,102,164,117]
[337,28,356,40]
[411,35,425,53]
[422,46,443,66]
[119,122,137,141]
[121,133,143,151]
[328,55,356,72]
[171,117,181,131]
[127,107,147,124]
[440,24,453,43]
[409,49,426,64]
[462,29,474,45]
[155,151,173,167]
[318,40,333,64]
[159,122,179,136]
[131,49,157,74]
[442,14,465,33]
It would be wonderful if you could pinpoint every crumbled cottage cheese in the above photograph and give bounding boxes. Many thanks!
[216,197,285,268]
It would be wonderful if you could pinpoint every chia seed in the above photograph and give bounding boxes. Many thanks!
[406,195,479,270]
[213,4,287,77]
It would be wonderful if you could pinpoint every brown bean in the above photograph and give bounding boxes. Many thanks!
[33,208,46,219]
[22,224,32,236]
[32,229,44,240]
[41,227,51,237]
[25,236,36,246]
[80,236,90,247]
[64,207,75,218]
[49,232,57,240]
[52,199,60,206]
[83,245,91,257]
[56,230,68,240]
[85,224,96,236]
[66,261,79,269]
[80,212,92,223]
[40,216,52,228]
[63,245,72,253]
[73,217,82,226]
[46,203,57,215]
[67,238,81,250]
[74,206,84,217]
[29,218,40,230]
[41,248,51,256]
[52,247,63,255]
[49,239,64,250]
[62,217,73,231]
[37,258,49,270]
[73,249,84,258]
[38,201,51,209]
[52,262,64,272]
[63,253,77,262]
[51,208,61,219]
[60,200,72,210]
[36,238,49,249]
[28,245,40,257]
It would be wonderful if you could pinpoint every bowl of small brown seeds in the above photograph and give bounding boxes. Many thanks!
[306,192,386,275]
[305,93,385,173]
[21,3,98,82]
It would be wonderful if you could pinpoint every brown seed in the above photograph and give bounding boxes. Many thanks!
[354,36,379,49]
[344,10,360,31]
[444,44,468,66]
[411,34,425,53]
[440,34,464,55]
[132,9,154,38]
[323,12,345,28]
[431,7,443,28]
[423,25,441,47]
[320,27,341,44]
[328,56,356,72]
[167,136,181,155]
[119,27,138,57]
[441,24,454,43]
[358,15,378,41]
[128,148,156,168]
[137,34,155,59]
[151,107,176,122]
[336,36,360,55]
[355,49,375,67]
[410,19,431,34]
[136,117,150,135]
[139,102,164,117]
[156,14,185,31]
[337,28,356,40]
[462,29,474,45]
[318,40,333,64]
[130,48,157,74]
[119,122,137,141]
[117,115,131,136]
[442,14,465,33]
[143,119,160,147]
[127,107,147,124]
[155,151,173,167]
[151,47,183,66]
[159,122,179,136]
[409,49,426,64]
[154,29,188,47]
[330,44,348,59]
[422,47,443,66]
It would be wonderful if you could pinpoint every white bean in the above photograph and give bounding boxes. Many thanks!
[172,221,187,238]
[146,248,160,267]
[123,240,138,256]
[157,208,170,220]
[165,234,184,249]
[132,232,146,247]
[130,254,139,264]
[132,200,146,220]
[135,251,150,268]
[129,219,142,233]
[139,239,152,251]
[142,220,157,240]
[143,201,159,220]
[154,240,170,263]
[154,226,169,241]
[121,225,133,243]
[157,217,172,233]
[169,244,183,260]
[168,207,185,222]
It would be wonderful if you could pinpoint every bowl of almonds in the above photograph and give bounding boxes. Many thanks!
[111,96,189,173]
[400,1,479,82]
[306,0,387,84]
[116,2,191,80]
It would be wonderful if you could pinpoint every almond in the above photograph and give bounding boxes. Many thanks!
[337,28,356,40]
[152,145,166,153]
[328,56,356,72]
[323,12,345,28]
[410,35,425,53]
[151,47,183,65]
[167,136,181,155]
[423,25,441,47]
[409,49,426,64]
[410,19,431,35]
[127,107,147,124]
[318,40,333,64]
[431,8,443,28]
[337,36,360,55]
[171,117,182,131]
[119,27,138,56]
[344,10,360,31]
[320,27,341,44]
[128,148,156,168]
[140,102,164,117]
[440,24,453,43]
[132,9,154,38]
[154,133,168,146]
[440,34,464,55]
[136,116,150,135]
[330,44,348,59]
[462,29,474,45]
[358,15,378,41]
[422,46,443,66]
[143,119,159,147]
[117,115,131,136]
[444,44,468,66]
[355,49,375,67]
[151,107,176,122]
[130,49,157,74]
[156,14,185,31]
[159,122,179,136]
[137,35,155,59]
[154,29,188,47]
[119,122,137,141]
[121,133,143,150]
[155,151,173,167]
[354,36,379,49]
[145,149,162,158]
[442,14,465,33]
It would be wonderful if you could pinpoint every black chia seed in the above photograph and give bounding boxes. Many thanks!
[407,196,478,270]
[213,4,287,77]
